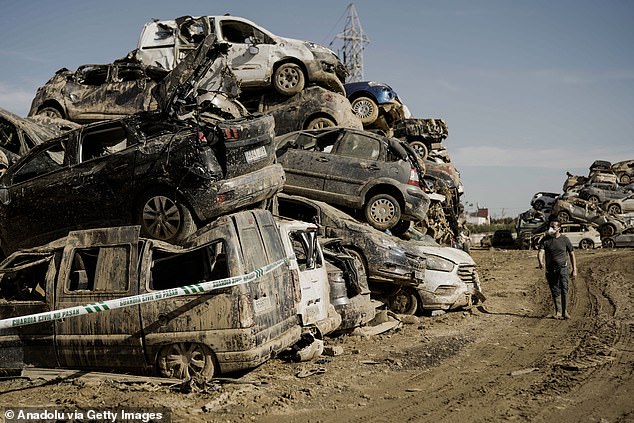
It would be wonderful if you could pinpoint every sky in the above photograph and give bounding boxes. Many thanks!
[0,0,632,217]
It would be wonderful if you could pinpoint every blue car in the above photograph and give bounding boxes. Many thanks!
[344,81,403,126]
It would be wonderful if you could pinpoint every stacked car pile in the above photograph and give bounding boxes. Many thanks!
[517,159,634,249]
[0,15,481,380]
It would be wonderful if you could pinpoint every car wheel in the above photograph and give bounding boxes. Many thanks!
[579,239,593,250]
[157,342,216,379]
[273,62,305,96]
[350,96,379,125]
[607,204,622,215]
[588,195,600,205]
[364,193,401,231]
[37,106,64,119]
[138,192,197,243]
[388,287,418,315]
[603,238,616,248]
[619,174,631,184]
[408,141,428,160]
[533,200,545,211]
[305,116,336,130]
[599,224,616,237]
[557,211,570,223]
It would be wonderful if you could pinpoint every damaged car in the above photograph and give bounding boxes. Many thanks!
[578,182,632,205]
[275,127,431,232]
[239,86,363,136]
[344,81,406,130]
[0,107,79,165]
[612,159,634,184]
[28,62,169,123]
[603,193,634,215]
[602,226,634,248]
[0,110,283,255]
[0,211,302,378]
[135,15,347,96]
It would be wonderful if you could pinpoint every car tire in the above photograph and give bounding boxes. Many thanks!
[305,116,336,130]
[37,106,64,119]
[364,193,402,231]
[157,342,216,379]
[138,192,197,243]
[408,141,428,160]
[533,200,545,211]
[388,287,418,315]
[619,174,631,184]
[607,204,622,215]
[600,223,616,237]
[588,195,600,205]
[579,239,593,250]
[603,238,616,248]
[350,96,379,125]
[273,62,305,96]
[557,211,570,223]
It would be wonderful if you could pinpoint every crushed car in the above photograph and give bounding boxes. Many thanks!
[344,81,406,131]
[274,194,428,315]
[275,127,430,232]
[393,118,448,160]
[135,15,347,96]
[0,211,302,378]
[239,86,363,136]
[612,159,634,184]
[0,110,283,255]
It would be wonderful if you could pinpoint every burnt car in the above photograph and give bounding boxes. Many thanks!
[0,211,302,378]
[579,183,632,205]
[603,193,634,215]
[28,62,169,123]
[239,86,363,136]
[274,193,426,315]
[0,111,283,255]
[0,107,79,165]
[602,227,634,248]
[612,159,634,184]
[344,81,405,129]
[275,127,430,231]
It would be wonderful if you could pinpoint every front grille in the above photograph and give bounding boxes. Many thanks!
[458,264,476,283]
[405,253,425,272]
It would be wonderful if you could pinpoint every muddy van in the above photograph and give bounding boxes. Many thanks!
[0,210,301,378]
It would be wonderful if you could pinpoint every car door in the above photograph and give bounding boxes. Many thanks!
[62,65,111,121]
[0,139,76,251]
[99,65,154,117]
[216,18,274,85]
[63,121,136,229]
[324,131,386,201]
[54,227,145,370]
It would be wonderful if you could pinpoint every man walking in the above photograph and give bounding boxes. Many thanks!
[537,220,577,319]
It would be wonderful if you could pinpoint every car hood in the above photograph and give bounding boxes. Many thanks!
[152,34,240,116]
[409,243,473,266]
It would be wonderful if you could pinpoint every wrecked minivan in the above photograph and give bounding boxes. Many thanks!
[135,15,347,96]
[0,210,301,378]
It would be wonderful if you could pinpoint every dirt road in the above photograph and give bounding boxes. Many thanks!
[1,248,632,423]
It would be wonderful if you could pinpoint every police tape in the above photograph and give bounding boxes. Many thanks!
[0,257,291,330]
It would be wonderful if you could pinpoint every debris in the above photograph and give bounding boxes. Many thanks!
[431,310,446,317]
[21,368,181,385]
[295,367,327,378]
[509,367,539,376]
[323,345,344,356]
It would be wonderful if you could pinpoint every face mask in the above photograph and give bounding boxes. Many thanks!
[548,227,557,235]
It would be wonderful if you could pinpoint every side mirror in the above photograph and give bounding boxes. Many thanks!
[248,45,259,55]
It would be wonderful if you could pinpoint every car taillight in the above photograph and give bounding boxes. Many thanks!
[197,132,207,144]
[224,128,240,139]
[407,167,419,186]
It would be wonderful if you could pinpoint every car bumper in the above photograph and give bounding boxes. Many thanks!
[417,266,484,311]
[401,186,431,222]
[334,293,376,331]
[187,163,286,223]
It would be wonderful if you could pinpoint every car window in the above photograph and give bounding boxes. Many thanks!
[12,141,66,184]
[0,118,21,155]
[80,124,128,162]
[148,241,227,291]
[0,254,52,302]
[115,66,145,82]
[336,132,380,160]
[76,65,109,86]
[67,246,130,292]
[220,20,272,44]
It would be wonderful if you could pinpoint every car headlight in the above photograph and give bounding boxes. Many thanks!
[426,255,455,272]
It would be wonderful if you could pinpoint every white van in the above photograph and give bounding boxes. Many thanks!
[136,15,347,96]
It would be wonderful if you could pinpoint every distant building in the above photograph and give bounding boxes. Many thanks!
[467,208,490,226]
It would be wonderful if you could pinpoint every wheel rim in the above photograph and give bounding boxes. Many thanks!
[369,198,396,224]
[534,201,544,210]
[307,118,335,129]
[276,67,300,90]
[588,196,599,205]
[142,195,182,240]
[604,239,615,248]
[409,141,428,158]
[352,98,375,120]
[608,205,621,215]
[621,175,631,184]
[558,212,570,222]
[164,343,207,379]
[579,239,592,249]
[389,290,417,315]
[39,108,62,118]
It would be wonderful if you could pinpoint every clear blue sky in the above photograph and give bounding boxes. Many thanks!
[1,0,632,217]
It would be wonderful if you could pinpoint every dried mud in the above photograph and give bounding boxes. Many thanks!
[1,248,632,423]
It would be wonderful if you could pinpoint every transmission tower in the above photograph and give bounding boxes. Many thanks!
[335,3,369,82]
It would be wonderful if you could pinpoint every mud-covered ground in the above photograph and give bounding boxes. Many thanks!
[1,248,633,423]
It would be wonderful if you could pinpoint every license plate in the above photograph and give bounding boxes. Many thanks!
[414,270,424,281]
[244,146,267,164]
